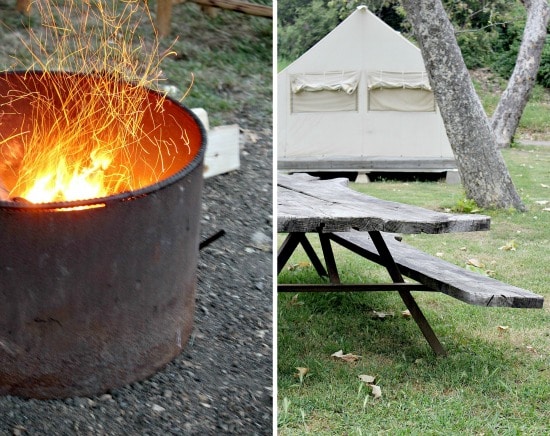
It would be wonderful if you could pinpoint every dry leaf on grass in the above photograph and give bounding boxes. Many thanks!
[497,325,510,332]
[467,258,485,268]
[498,240,517,251]
[295,367,309,383]
[288,294,304,306]
[358,374,376,384]
[287,261,312,271]
[370,384,382,399]
[466,258,492,276]
[331,349,361,362]
[535,200,548,205]
[358,375,382,399]
[371,310,394,320]
[401,310,411,319]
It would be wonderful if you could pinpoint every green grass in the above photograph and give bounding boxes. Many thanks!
[277,146,550,434]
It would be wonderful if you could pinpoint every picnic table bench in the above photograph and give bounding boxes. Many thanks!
[277,173,544,356]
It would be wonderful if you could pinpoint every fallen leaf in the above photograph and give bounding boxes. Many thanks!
[535,200,548,205]
[371,384,382,399]
[543,208,550,212]
[436,252,444,257]
[467,258,484,268]
[401,310,411,319]
[525,346,537,354]
[498,240,517,251]
[541,184,549,188]
[331,349,361,362]
[371,310,394,320]
[295,367,309,383]
[358,374,376,384]
[287,261,312,271]
[466,263,491,277]
[288,294,304,306]
[498,325,510,332]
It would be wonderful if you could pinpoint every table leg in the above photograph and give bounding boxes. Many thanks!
[369,231,446,356]
[318,233,341,284]
[278,233,327,277]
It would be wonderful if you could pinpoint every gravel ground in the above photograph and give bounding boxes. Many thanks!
[0,2,273,434]
[0,126,273,435]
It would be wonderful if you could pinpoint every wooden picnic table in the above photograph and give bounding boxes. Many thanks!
[277,173,543,356]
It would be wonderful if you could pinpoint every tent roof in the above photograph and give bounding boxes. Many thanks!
[281,6,426,75]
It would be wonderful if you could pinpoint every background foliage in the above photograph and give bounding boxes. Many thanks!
[278,0,550,87]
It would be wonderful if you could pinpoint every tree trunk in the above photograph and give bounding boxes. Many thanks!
[491,0,550,148]
[401,0,525,211]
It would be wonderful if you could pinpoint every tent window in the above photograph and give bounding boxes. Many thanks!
[290,72,359,113]
[369,88,435,112]
[367,71,435,112]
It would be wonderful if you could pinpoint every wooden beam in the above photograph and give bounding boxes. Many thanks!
[16,0,32,15]
[157,0,174,37]
[175,0,272,18]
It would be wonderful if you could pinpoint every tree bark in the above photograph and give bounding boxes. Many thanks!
[401,0,525,211]
[491,0,550,148]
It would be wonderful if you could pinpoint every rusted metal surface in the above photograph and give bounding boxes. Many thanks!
[0,72,206,398]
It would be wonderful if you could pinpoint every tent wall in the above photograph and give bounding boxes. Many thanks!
[278,6,455,172]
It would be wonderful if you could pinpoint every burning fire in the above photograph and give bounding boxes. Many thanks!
[21,149,112,203]
[0,0,190,206]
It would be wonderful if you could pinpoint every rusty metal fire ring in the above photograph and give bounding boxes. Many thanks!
[0,71,206,399]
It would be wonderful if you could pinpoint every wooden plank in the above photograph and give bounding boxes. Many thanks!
[179,0,273,18]
[203,124,240,179]
[277,173,490,234]
[156,0,173,37]
[330,231,544,309]
[16,0,31,15]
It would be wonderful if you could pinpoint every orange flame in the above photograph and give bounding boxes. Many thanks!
[1,0,188,206]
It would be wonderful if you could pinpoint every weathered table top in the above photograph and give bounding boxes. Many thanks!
[278,173,491,234]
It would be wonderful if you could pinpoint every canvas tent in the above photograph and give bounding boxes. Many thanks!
[278,5,456,179]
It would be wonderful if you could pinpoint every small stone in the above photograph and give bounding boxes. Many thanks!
[250,230,271,251]
[151,404,165,413]
[163,389,173,399]
[99,394,112,402]
[12,426,26,436]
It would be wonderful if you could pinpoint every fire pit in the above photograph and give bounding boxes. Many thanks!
[0,71,206,398]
